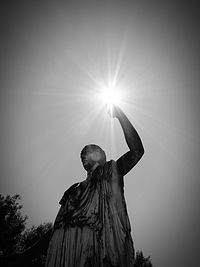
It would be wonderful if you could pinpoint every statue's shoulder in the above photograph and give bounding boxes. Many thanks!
[104,159,118,172]
[59,182,81,205]
[106,159,117,166]
[106,160,124,185]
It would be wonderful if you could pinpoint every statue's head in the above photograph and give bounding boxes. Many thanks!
[80,144,106,172]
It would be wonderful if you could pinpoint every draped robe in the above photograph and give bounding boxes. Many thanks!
[45,160,135,267]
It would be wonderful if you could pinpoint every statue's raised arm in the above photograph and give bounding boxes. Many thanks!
[111,105,144,176]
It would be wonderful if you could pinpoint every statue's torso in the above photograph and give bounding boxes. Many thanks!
[47,160,134,266]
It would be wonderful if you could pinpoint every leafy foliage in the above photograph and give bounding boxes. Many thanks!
[0,194,27,255]
[134,250,154,267]
[18,222,52,252]
[17,222,53,266]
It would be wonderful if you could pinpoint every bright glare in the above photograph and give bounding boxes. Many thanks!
[99,86,122,109]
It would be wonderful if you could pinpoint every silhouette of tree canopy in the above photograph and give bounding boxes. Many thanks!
[13,222,53,267]
[17,222,52,252]
[0,194,52,266]
[0,194,27,255]
[134,251,153,267]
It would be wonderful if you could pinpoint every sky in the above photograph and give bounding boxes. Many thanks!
[0,1,200,266]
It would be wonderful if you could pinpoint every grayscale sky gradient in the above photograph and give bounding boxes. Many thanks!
[0,1,200,266]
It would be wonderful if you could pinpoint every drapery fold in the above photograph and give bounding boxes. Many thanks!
[45,160,135,267]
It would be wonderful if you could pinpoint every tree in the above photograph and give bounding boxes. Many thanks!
[0,194,27,255]
[14,222,53,267]
[134,250,154,267]
[17,222,52,252]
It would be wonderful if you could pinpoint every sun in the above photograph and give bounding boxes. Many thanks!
[100,86,120,106]
[99,84,122,111]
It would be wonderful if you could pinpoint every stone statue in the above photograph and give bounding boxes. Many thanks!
[45,105,144,267]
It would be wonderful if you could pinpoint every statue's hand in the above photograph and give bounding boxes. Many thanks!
[107,104,121,118]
